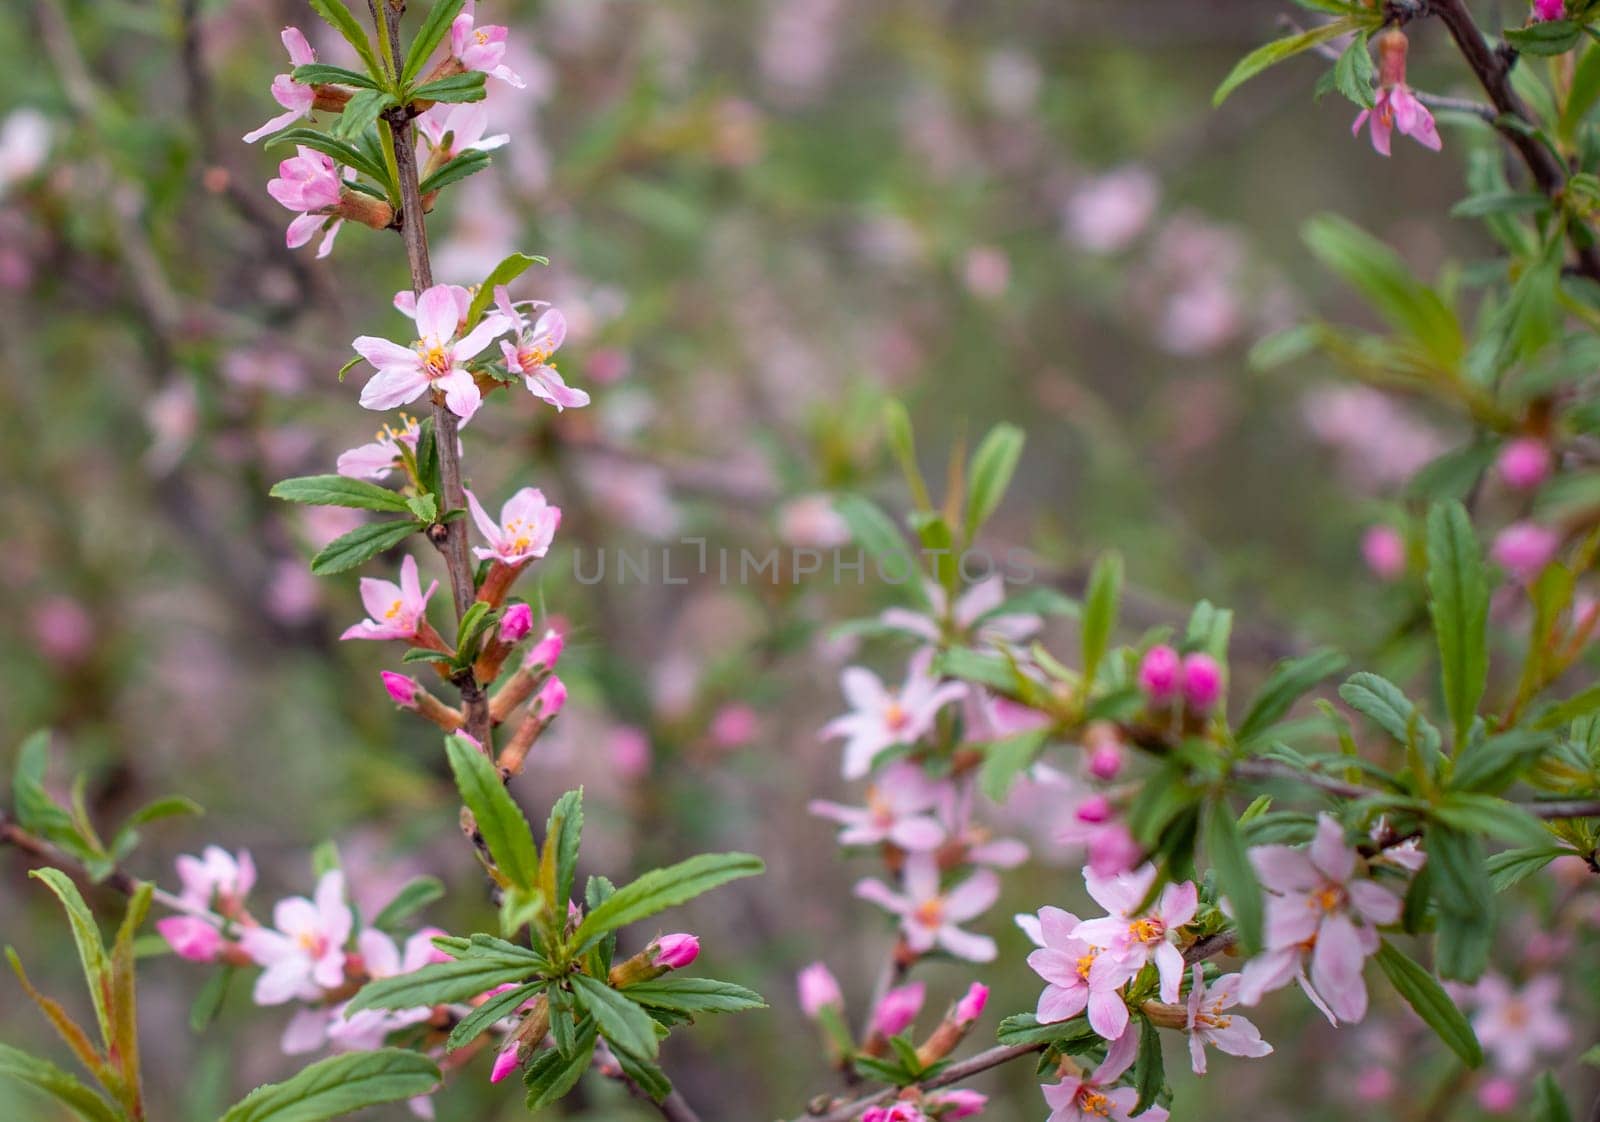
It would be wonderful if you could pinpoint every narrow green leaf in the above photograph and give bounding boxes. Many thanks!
[1236,649,1347,746]
[0,1044,122,1122]
[306,0,384,81]
[1340,672,1443,758]
[28,869,114,1049]
[309,520,418,576]
[1205,800,1263,952]
[266,128,389,186]
[617,976,767,1015]
[401,0,467,85]
[1081,552,1122,688]
[445,735,540,890]
[1214,17,1362,106]
[964,423,1024,540]
[345,954,538,1014]
[290,63,381,90]
[371,876,445,932]
[1373,941,1483,1067]
[418,148,491,194]
[571,853,764,950]
[270,475,413,514]
[465,253,547,329]
[979,728,1048,803]
[410,71,488,104]
[1426,502,1490,748]
[219,1048,441,1122]
[524,1019,597,1109]
[1533,1071,1575,1122]
[446,983,540,1052]
[570,974,659,1059]
[1131,1015,1165,1115]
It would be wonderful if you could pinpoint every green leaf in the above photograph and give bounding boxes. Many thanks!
[28,869,113,1049]
[541,789,584,913]
[1205,800,1263,952]
[1081,552,1122,688]
[266,128,389,187]
[0,1044,122,1122]
[995,1013,1099,1050]
[445,735,540,890]
[401,0,466,85]
[964,423,1024,540]
[1236,649,1347,746]
[1426,502,1490,748]
[833,495,920,595]
[1506,20,1581,56]
[617,976,767,1015]
[1486,845,1569,891]
[331,89,395,141]
[270,475,413,514]
[979,728,1048,803]
[1428,827,1495,981]
[411,71,488,104]
[371,876,445,932]
[219,1048,440,1122]
[12,731,79,841]
[109,884,150,1105]
[1561,44,1600,142]
[306,0,384,81]
[345,952,539,1014]
[188,966,234,1033]
[1373,941,1483,1067]
[1449,729,1552,793]
[571,853,764,951]
[570,974,659,1059]
[1332,32,1375,109]
[290,63,381,90]
[418,148,491,195]
[465,253,547,329]
[1214,17,1364,106]
[1340,672,1443,759]
[309,520,418,576]
[1132,1015,1165,1116]
[1533,1071,1575,1122]
[524,1019,597,1109]
[1450,191,1550,219]
[446,983,540,1052]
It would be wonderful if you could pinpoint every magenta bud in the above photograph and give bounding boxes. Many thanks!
[797,961,843,1018]
[500,603,534,644]
[489,1042,520,1084]
[1361,525,1406,582]
[938,1090,989,1120]
[1137,644,1181,703]
[536,675,567,717]
[954,981,988,1025]
[1497,437,1552,491]
[1086,822,1142,878]
[1075,794,1113,825]
[1491,522,1561,583]
[873,981,925,1037]
[524,628,564,670]
[1087,741,1123,780]
[1181,652,1224,712]
[157,916,224,963]
[381,671,420,708]
[653,933,700,970]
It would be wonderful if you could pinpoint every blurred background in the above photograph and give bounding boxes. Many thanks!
[0,0,1536,1119]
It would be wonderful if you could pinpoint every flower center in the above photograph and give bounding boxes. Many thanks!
[883,698,909,732]
[416,343,451,378]
[1075,950,1097,981]
[295,929,328,957]
[1076,1089,1112,1117]
[1311,885,1345,913]
[383,598,405,621]
[518,345,551,370]
[914,897,944,928]
[1129,917,1165,944]
[866,786,893,827]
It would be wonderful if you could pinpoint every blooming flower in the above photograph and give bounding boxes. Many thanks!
[1024,905,1137,1040]
[798,962,843,1017]
[340,555,439,642]
[268,146,345,258]
[822,650,966,779]
[1353,30,1440,156]
[808,760,947,851]
[855,854,999,961]
[417,103,509,161]
[239,871,354,1004]
[175,846,256,912]
[243,28,318,143]
[493,288,589,411]
[874,981,926,1036]
[1073,864,1198,1003]
[1472,973,1569,1076]
[336,415,420,481]
[1041,1028,1168,1122]
[353,285,507,422]
[879,576,1042,652]
[465,487,560,566]
[1239,814,1401,1023]
[450,1,525,87]
[1183,966,1272,1074]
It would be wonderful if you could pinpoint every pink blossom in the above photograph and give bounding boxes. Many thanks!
[1478,1076,1520,1113]
[239,871,354,1004]
[243,28,317,143]
[954,981,988,1025]
[609,726,652,780]
[465,487,560,566]
[353,285,507,422]
[797,962,843,1017]
[493,289,589,411]
[777,494,852,548]
[1362,525,1406,581]
[1025,906,1137,1040]
[1497,437,1552,491]
[535,675,567,717]
[175,846,256,911]
[450,2,525,87]
[1491,522,1561,582]
[499,602,534,644]
[879,576,1041,652]
[340,555,439,642]
[874,981,926,1036]
[1472,973,1569,1076]
[0,109,51,196]
[809,761,947,851]
[963,246,1010,298]
[1042,1028,1168,1122]
[1063,166,1159,254]
[1354,1066,1396,1102]
[1533,0,1566,20]
[382,671,420,707]
[336,416,420,480]
[268,146,345,258]
[861,1105,928,1122]
[709,703,760,749]
[1057,795,1143,878]
[930,1089,987,1120]
[416,103,509,162]
[1181,652,1224,712]
[30,596,95,665]
[1137,645,1181,704]
[326,928,448,1051]
[653,933,699,970]
[1239,814,1400,1023]
[856,854,999,961]
[1183,966,1272,1074]
[1073,864,1198,1003]
[489,1042,520,1083]
[822,650,966,779]
[157,916,225,962]
[525,628,564,670]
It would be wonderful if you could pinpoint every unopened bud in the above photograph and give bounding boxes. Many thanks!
[873,981,925,1037]
[798,962,843,1018]
[1376,28,1409,90]
[1181,652,1224,712]
[499,603,534,644]
[525,628,565,671]
[535,675,568,718]
[653,933,699,970]
[157,916,225,963]
[1138,645,1181,704]
[1497,437,1552,491]
[381,671,419,708]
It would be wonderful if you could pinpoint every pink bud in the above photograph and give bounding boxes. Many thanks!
[1533,0,1566,22]
[1086,822,1142,877]
[653,933,699,970]
[524,628,564,670]
[536,675,567,717]
[1087,741,1123,781]
[609,726,652,781]
[157,916,224,963]
[1477,1075,1519,1114]
[708,703,759,750]
[1074,794,1113,824]
[797,962,843,1018]
[1137,644,1181,703]
[874,981,925,1037]
[937,1090,988,1120]
[381,671,420,708]
[489,1042,520,1084]
[1491,522,1561,583]
[1498,437,1552,491]
[954,982,988,1025]
[499,603,534,644]
[1181,652,1224,712]
[1361,525,1406,582]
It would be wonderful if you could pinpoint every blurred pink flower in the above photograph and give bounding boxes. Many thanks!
[963,246,1010,299]
[1362,525,1406,581]
[31,596,94,665]
[416,103,509,161]
[608,726,652,780]
[1181,652,1224,711]
[709,703,759,749]
[1534,0,1566,18]
[175,846,256,911]
[1137,645,1181,704]
[1491,522,1561,583]
[243,28,318,143]
[778,494,852,549]
[809,760,947,851]
[1063,167,1159,254]
[797,962,843,1017]
[1497,437,1552,491]
[157,916,225,963]
[822,650,966,779]
[239,871,353,1004]
[856,855,998,961]
[1184,966,1272,1074]
[450,2,524,87]
[0,109,51,196]
[873,980,926,1036]
[1472,973,1569,1076]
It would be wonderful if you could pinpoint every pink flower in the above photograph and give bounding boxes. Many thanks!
[874,981,926,1036]
[416,103,509,161]
[1137,645,1181,704]
[535,675,567,717]
[709,703,759,749]
[336,415,420,480]
[1063,166,1159,254]
[1183,966,1272,1074]
[879,576,1041,652]
[1085,726,1124,780]
[238,871,354,1004]
[1491,522,1561,582]
[1180,652,1224,712]
[609,726,652,780]
[1362,525,1406,581]
[1057,796,1142,878]
[1239,814,1400,1023]
[930,1089,987,1120]
[157,916,225,962]
[243,28,317,143]
[822,650,966,779]
[1353,32,1440,156]
[652,933,699,970]
[1478,1076,1520,1113]
[809,761,947,851]
[493,288,590,411]
[353,285,507,422]
[466,487,560,565]
[340,555,439,642]
[797,962,843,1017]
[174,846,256,911]
[326,928,448,1051]
[1024,906,1137,1041]
[489,1042,520,1084]
[861,1105,929,1122]
[450,1,525,87]
[268,146,345,258]
[382,671,420,707]
[954,982,988,1025]
[499,603,534,644]
[856,854,999,961]
[1042,1028,1168,1122]
[1072,864,1198,1004]
[1533,0,1566,20]
[1472,973,1569,1076]
[525,628,564,670]
[1497,437,1551,491]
